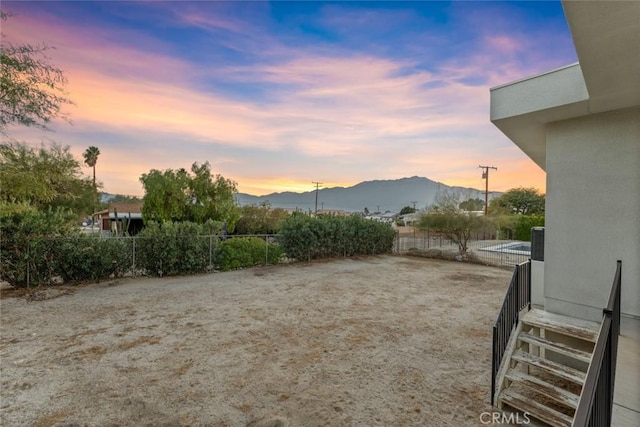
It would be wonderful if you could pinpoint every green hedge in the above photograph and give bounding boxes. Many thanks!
[217,237,283,271]
[0,203,76,286]
[279,214,395,261]
[514,215,545,241]
[135,221,214,277]
[45,237,131,283]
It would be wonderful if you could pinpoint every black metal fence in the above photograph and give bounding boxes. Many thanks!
[491,260,531,406]
[573,260,621,427]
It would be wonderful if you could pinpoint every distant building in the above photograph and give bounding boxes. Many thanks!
[95,203,144,236]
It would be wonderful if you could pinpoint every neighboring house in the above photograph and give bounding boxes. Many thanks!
[489,2,639,426]
[366,212,399,224]
[95,202,144,236]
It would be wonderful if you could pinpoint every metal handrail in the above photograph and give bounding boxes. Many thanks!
[491,260,531,405]
[573,260,621,426]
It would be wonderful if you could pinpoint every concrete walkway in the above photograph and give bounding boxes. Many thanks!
[612,317,640,427]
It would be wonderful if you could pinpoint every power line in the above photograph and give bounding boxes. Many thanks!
[479,165,497,215]
[312,181,323,214]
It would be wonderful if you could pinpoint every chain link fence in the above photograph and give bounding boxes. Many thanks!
[15,230,529,287]
[21,234,282,287]
[393,229,530,267]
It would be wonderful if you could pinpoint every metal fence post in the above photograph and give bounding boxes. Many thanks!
[209,235,213,268]
[27,240,30,288]
[265,235,269,266]
[132,238,136,277]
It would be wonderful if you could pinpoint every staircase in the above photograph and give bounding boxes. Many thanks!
[494,308,601,427]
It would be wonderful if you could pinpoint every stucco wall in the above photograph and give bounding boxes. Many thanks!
[545,106,640,321]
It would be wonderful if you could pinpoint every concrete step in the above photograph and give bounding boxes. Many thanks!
[499,389,573,427]
[505,369,580,409]
[511,349,586,385]
[518,332,592,364]
[522,309,600,343]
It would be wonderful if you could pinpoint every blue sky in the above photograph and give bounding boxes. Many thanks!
[2,1,576,196]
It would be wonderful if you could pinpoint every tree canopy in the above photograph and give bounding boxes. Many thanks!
[235,203,290,235]
[490,187,545,215]
[459,197,484,212]
[0,11,73,133]
[0,142,95,214]
[399,206,417,215]
[140,161,240,228]
[417,191,489,254]
[83,146,100,169]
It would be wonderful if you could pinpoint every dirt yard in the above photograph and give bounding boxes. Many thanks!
[1,255,512,426]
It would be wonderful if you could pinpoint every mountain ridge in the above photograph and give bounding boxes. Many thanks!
[236,176,499,213]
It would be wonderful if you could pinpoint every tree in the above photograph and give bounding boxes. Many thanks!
[417,191,489,254]
[0,11,73,133]
[104,193,142,204]
[83,146,100,220]
[140,161,240,228]
[490,187,545,215]
[459,198,484,212]
[235,202,290,235]
[0,142,94,214]
[400,206,417,215]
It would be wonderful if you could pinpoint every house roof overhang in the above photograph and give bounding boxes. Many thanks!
[489,1,640,171]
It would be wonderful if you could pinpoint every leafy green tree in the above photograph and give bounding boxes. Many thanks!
[0,142,94,214]
[400,206,417,215]
[139,167,190,222]
[0,11,73,133]
[103,193,142,204]
[235,202,289,235]
[490,187,545,215]
[140,161,239,228]
[459,198,484,212]
[418,191,489,254]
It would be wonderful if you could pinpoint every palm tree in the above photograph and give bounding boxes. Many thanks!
[83,146,100,224]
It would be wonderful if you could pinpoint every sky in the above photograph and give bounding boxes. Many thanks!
[2,1,577,197]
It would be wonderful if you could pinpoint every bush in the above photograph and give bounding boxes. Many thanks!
[514,215,545,241]
[48,236,131,283]
[217,237,283,271]
[0,203,76,286]
[135,221,213,277]
[279,214,395,261]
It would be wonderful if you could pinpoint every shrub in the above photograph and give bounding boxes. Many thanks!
[217,237,283,271]
[49,236,131,283]
[0,203,76,286]
[514,215,545,241]
[136,221,213,276]
[279,214,395,261]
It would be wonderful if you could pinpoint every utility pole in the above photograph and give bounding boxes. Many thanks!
[411,201,417,211]
[479,165,497,215]
[312,181,322,214]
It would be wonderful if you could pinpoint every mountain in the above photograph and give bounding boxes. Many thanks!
[236,176,499,213]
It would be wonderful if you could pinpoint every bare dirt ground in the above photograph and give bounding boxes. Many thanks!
[1,255,512,427]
